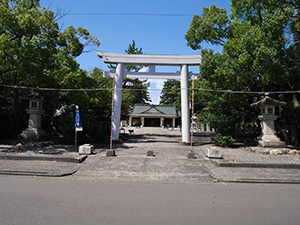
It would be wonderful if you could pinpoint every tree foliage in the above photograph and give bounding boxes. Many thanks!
[185,1,300,145]
[0,0,106,141]
[46,68,112,142]
[0,0,100,87]
[160,79,181,109]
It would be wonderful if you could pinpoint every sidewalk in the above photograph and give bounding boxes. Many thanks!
[0,143,87,177]
[1,128,300,183]
[0,160,80,177]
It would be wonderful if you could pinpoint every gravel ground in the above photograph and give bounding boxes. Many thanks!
[195,144,300,164]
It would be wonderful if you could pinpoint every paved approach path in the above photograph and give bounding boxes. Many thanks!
[72,127,213,183]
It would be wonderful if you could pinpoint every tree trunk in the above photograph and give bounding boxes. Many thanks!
[12,72,22,136]
[289,124,299,146]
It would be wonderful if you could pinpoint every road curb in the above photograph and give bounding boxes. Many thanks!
[212,161,300,169]
[215,177,300,184]
[0,166,80,177]
[0,155,87,163]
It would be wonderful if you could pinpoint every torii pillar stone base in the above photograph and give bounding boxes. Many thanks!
[106,150,116,157]
[258,116,285,148]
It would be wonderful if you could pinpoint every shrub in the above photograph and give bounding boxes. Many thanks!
[212,133,235,147]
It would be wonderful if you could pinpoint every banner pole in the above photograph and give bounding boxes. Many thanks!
[190,75,195,152]
[74,130,77,152]
[110,74,115,151]
[75,105,83,152]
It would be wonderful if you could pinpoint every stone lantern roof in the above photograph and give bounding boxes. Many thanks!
[19,93,44,101]
[251,93,286,107]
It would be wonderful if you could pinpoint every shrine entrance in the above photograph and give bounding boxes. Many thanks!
[97,51,201,144]
[145,118,160,127]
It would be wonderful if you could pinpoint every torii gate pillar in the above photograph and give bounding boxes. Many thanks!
[180,64,190,143]
[112,63,124,140]
[97,51,201,143]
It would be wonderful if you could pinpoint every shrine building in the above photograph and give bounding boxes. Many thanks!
[128,104,179,128]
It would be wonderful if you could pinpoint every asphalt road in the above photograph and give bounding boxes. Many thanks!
[1,176,300,225]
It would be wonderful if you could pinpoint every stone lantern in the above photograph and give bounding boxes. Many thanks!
[251,93,286,148]
[19,94,45,142]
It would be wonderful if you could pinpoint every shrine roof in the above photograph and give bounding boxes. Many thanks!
[129,104,178,117]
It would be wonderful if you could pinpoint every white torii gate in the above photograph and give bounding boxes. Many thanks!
[97,51,201,144]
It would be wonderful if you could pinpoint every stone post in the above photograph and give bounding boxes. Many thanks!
[128,116,132,127]
[160,118,164,127]
[141,117,145,127]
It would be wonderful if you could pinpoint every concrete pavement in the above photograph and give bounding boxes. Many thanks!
[0,143,86,177]
[1,127,300,183]
[0,160,80,177]
[72,127,212,183]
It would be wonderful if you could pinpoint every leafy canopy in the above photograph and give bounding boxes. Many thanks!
[185,1,300,145]
[0,0,102,140]
[160,79,181,110]
[0,0,100,88]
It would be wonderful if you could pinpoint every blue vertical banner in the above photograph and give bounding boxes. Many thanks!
[75,105,83,131]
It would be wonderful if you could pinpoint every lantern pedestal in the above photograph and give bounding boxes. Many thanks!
[258,115,285,148]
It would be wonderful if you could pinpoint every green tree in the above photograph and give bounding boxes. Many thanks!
[50,68,112,142]
[0,0,100,138]
[108,40,143,72]
[124,40,143,72]
[160,79,181,109]
[185,2,300,145]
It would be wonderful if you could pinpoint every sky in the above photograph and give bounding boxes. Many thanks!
[40,0,231,104]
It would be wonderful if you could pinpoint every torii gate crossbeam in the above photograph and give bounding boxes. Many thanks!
[97,51,202,144]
